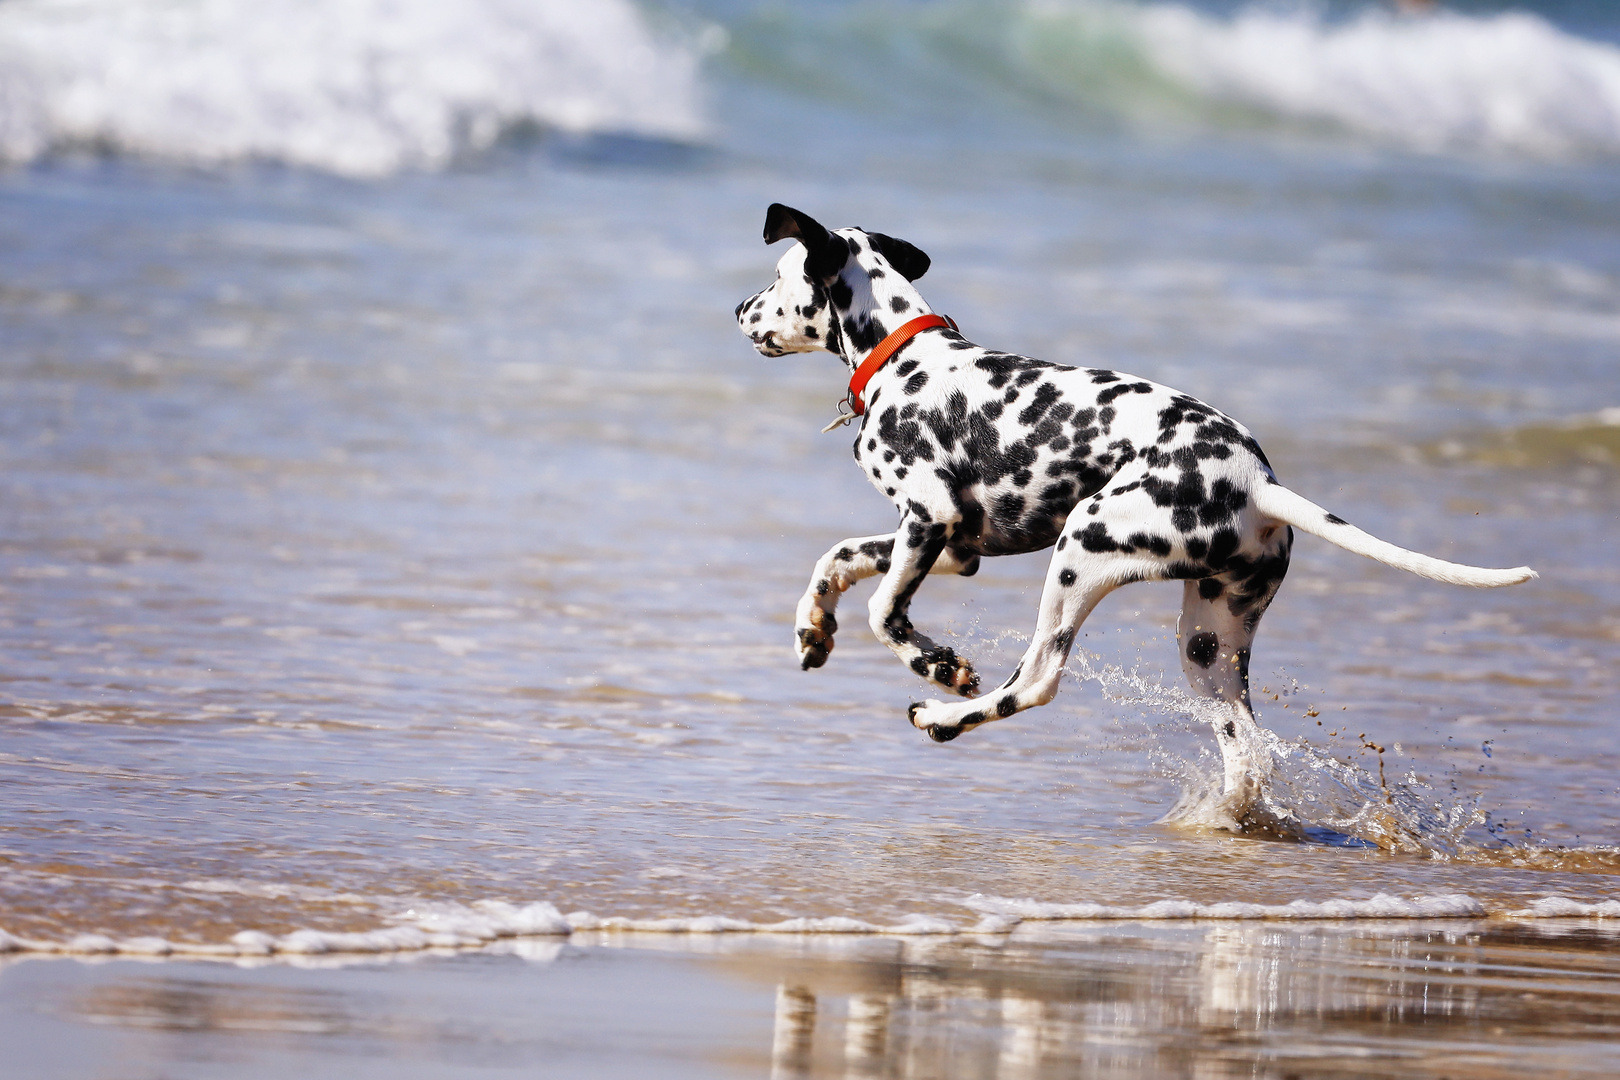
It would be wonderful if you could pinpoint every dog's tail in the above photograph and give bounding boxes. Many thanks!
[1252,482,1536,588]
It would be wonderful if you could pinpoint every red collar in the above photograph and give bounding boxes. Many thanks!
[845,313,957,417]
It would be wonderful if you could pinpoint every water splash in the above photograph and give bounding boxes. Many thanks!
[1062,649,1489,853]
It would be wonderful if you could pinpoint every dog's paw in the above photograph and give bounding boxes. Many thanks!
[795,607,837,670]
[907,700,987,744]
[909,645,979,698]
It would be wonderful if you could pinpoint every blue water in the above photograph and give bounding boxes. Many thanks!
[0,0,1618,952]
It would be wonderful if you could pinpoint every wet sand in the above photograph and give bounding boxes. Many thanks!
[7,920,1620,1079]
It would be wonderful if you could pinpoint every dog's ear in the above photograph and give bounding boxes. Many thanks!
[764,203,826,246]
[866,232,930,282]
[764,203,849,281]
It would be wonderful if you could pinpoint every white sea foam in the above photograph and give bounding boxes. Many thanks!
[0,0,708,176]
[1509,896,1620,918]
[964,891,1490,922]
[6,892,1619,959]
[1129,4,1620,157]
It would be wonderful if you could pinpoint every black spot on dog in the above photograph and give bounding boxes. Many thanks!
[1052,628,1074,653]
[890,295,910,313]
[996,694,1018,717]
[843,313,888,353]
[1186,631,1219,668]
[1018,383,1063,425]
[1058,568,1077,586]
[905,371,929,395]
[1198,578,1224,599]
[1077,523,1120,552]
[877,404,938,466]
[1206,527,1240,570]
[1223,720,1236,739]
[1126,532,1172,557]
[992,492,1026,528]
[1325,512,1347,525]
[1198,478,1248,528]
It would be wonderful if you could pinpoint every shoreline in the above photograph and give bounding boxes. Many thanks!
[7,919,1620,1078]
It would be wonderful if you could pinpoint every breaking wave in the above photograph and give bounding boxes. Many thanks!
[1129,3,1620,157]
[727,0,1620,159]
[0,0,709,176]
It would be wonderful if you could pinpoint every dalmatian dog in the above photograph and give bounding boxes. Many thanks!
[735,203,1536,825]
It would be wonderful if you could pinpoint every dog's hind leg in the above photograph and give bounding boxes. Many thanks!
[906,548,1142,742]
[1176,533,1291,824]
[862,513,980,697]
[795,534,979,671]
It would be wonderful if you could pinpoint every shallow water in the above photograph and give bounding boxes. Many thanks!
[0,0,1618,986]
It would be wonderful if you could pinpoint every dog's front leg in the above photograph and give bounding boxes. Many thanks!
[864,515,979,697]
[795,535,979,670]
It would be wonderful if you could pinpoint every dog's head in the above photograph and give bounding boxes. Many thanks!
[735,203,930,362]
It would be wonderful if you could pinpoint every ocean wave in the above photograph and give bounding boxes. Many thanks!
[0,0,708,176]
[1129,3,1620,157]
[6,890,1620,959]
[727,1,1620,159]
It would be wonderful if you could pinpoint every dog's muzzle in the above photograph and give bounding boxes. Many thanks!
[750,330,785,357]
